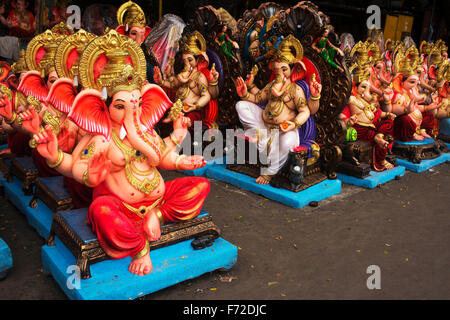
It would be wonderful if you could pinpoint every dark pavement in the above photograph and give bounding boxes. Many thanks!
[0,162,449,300]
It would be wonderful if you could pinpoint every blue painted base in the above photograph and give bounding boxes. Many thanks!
[42,236,238,300]
[445,142,450,150]
[396,153,450,173]
[0,238,13,280]
[337,166,406,189]
[394,137,435,146]
[206,164,341,208]
[3,176,53,239]
[180,157,225,176]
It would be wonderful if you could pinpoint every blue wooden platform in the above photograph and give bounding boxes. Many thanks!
[0,238,13,280]
[205,163,341,208]
[396,154,449,173]
[394,138,450,172]
[337,166,406,189]
[3,176,54,239]
[42,236,237,300]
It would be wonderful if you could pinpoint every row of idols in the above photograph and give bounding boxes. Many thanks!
[0,1,448,277]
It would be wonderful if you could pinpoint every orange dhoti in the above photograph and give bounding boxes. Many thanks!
[88,177,210,259]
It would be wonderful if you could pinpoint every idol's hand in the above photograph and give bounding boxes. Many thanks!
[57,126,77,153]
[245,72,255,88]
[19,106,41,134]
[0,93,14,120]
[309,74,322,97]
[87,152,111,186]
[177,155,206,170]
[209,63,219,83]
[349,114,358,125]
[280,120,296,132]
[236,77,248,98]
[33,125,59,163]
[153,66,162,85]
[172,114,191,131]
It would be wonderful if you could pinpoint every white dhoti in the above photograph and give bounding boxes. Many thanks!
[236,100,299,175]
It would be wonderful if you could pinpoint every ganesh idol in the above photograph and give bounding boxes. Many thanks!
[31,30,210,276]
[347,67,397,171]
[153,31,220,129]
[391,46,442,141]
[115,1,151,46]
[0,29,66,161]
[431,61,450,121]
[234,35,322,185]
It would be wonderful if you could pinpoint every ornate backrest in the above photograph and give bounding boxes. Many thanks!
[185,6,243,127]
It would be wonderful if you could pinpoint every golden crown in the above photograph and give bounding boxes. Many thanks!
[352,67,371,83]
[181,31,206,56]
[348,40,379,74]
[109,64,144,96]
[393,45,422,78]
[11,49,28,74]
[435,39,448,54]
[436,61,450,84]
[117,1,146,29]
[272,35,303,64]
[427,44,444,67]
[78,29,146,97]
[419,41,433,55]
[51,22,75,35]
[25,30,65,77]
[54,29,97,81]
[385,39,401,52]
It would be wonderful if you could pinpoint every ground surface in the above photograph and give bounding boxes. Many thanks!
[0,162,449,300]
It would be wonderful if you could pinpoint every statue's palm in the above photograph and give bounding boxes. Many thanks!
[0,94,13,120]
[20,107,41,134]
[88,153,111,186]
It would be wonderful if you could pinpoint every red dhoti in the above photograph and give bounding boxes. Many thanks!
[8,132,32,156]
[88,177,210,259]
[421,111,435,136]
[394,114,419,142]
[353,114,394,171]
[185,99,218,129]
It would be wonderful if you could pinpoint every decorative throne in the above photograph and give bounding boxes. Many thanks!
[227,1,350,192]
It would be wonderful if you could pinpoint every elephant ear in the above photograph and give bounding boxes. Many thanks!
[140,83,173,130]
[68,89,111,140]
[46,78,77,114]
[17,70,49,102]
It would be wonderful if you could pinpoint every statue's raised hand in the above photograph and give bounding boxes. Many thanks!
[87,152,111,187]
[236,77,248,98]
[173,113,191,131]
[153,66,162,85]
[0,93,14,120]
[33,125,59,163]
[19,106,41,134]
[309,74,322,98]
[209,63,219,83]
